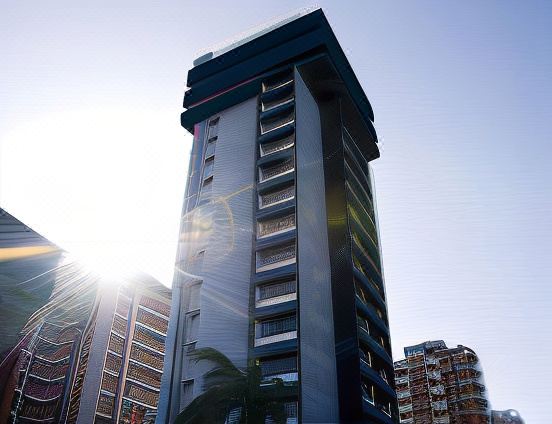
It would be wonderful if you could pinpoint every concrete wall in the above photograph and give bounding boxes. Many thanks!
[295,70,339,423]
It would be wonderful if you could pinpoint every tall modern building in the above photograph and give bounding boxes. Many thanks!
[0,209,171,424]
[159,8,398,424]
[394,341,490,424]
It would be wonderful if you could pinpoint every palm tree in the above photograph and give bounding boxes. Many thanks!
[174,347,288,424]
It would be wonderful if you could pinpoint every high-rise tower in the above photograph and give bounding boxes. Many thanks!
[159,9,397,424]
[394,341,490,424]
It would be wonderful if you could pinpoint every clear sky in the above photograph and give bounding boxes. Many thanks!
[1,1,550,422]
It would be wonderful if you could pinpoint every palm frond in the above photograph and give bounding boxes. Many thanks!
[189,347,240,371]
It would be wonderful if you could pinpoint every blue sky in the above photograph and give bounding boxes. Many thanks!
[1,1,550,422]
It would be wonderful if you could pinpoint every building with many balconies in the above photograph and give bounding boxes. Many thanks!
[158,8,398,424]
[0,209,171,424]
[394,341,490,424]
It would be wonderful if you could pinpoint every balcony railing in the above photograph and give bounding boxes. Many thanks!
[259,157,294,182]
[257,213,295,238]
[259,184,295,209]
[256,243,296,272]
[254,330,297,347]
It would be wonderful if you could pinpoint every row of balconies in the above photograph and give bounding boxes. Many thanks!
[19,401,57,421]
[29,360,69,381]
[22,377,64,401]
[252,72,298,414]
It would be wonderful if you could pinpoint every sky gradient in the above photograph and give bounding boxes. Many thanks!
[1,1,550,422]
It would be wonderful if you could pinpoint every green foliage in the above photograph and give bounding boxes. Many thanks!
[174,348,287,424]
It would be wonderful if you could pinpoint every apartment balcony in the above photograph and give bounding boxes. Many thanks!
[397,389,411,399]
[261,81,295,112]
[432,400,448,411]
[360,363,395,398]
[259,102,295,135]
[256,293,296,309]
[358,330,393,367]
[261,372,298,387]
[124,382,159,409]
[261,76,294,111]
[399,404,413,413]
[255,331,297,347]
[257,212,296,240]
[362,401,395,424]
[256,242,296,273]
[139,296,170,318]
[355,297,389,336]
[259,156,295,184]
[395,375,409,385]
[259,133,295,158]
[259,183,295,210]
[353,268,386,308]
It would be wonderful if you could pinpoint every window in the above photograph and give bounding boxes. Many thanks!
[205,139,216,158]
[260,315,296,338]
[181,379,194,407]
[185,312,200,344]
[207,117,219,140]
[187,282,201,312]
[203,157,214,180]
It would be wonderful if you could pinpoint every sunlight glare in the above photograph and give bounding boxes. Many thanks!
[0,106,190,286]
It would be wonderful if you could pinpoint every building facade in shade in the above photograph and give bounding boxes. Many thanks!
[0,209,64,365]
[159,8,398,424]
[490,410,524,424]
[394,341,490,424]
[87,279,171,424]
[0,209,171,424]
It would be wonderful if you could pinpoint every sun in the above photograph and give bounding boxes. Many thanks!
[0,106,190,287]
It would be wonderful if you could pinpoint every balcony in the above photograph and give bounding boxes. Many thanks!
[259,184,295,209]
[397,392,411,402]
[256,242,296,273]
[260,134,295,157]
[399,404,413,413]
[259,157,295,183]
[255,331,297,347]
[259,103,295,135]
[262,72,293,93]
[257,213,295,239]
